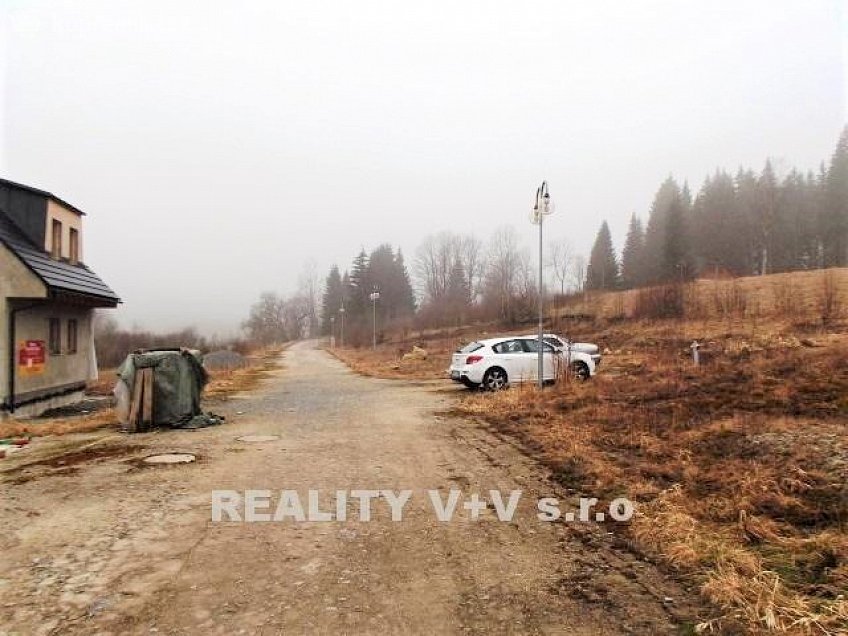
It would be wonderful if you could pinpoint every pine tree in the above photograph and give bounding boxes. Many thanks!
[735,168,760,276]
[585,221,619,290]
[643,177,682,283]
[620,214,645,289]
[347,249,369,318]
[663,196,693,281]
[320,265,344,335]
[823,126,848,266]
[392,249,417,317]
[692,170,751,276]
[755,160,778,274]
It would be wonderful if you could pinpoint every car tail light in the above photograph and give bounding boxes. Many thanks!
[465,355,483,364]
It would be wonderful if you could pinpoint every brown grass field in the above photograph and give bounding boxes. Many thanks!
[331,269,848,634]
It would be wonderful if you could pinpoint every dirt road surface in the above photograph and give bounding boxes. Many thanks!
[1,342,705,635]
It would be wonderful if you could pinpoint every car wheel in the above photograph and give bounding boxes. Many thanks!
[482,367,508,391]
[571,361,590,381]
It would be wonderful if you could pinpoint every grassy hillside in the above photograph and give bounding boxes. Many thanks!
[331,267,848,634]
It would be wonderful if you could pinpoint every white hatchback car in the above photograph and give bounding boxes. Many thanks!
[448,335,600,390]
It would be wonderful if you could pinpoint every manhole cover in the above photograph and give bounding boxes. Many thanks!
[143,453,196,464]
[236,435,280,443]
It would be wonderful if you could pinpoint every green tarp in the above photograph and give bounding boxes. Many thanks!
[115,349,224,430]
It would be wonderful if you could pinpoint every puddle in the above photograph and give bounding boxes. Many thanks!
[236,435,280,443]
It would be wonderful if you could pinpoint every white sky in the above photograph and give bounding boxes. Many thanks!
[1,0,846,335]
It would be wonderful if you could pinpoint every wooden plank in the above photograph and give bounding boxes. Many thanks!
[141,368,154,430]
[127,371,144,433]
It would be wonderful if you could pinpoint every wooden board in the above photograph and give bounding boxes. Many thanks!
[141,368,154,430]
[127,371,144,433]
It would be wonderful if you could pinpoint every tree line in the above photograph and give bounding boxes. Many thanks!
[587,127,848,290]
[242,127,847,344]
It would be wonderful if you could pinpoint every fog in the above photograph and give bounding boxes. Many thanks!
[1,0,844,335]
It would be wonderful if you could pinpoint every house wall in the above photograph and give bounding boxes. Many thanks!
[0,243,47,407]
[45,200,84,261]
[12,305,96,403]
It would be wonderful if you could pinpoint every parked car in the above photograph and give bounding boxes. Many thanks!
[447,334,601,390]
[519,333,602,380]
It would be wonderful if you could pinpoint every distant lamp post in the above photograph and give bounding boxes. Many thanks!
[369,288,380,350]
[530,181,554,388]
[330,315,336,348]
[338,304,346,348]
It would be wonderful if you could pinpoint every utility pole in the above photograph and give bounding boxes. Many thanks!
[530,182,554,388]
[369,288,380,350]
[339,304,345,348]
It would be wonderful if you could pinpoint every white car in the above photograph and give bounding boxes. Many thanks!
[447,335,600,391]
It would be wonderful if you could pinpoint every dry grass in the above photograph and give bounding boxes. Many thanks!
[204,347,283,400]
[326,269,848,633]
[452,320,848,635]
[557,267,848,325]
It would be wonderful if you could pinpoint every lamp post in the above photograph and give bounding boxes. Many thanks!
[531,181,554,388]
[369,288,380,350]
[338,304,345,348]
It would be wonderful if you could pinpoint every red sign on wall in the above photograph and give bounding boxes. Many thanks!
[18,340,46,376]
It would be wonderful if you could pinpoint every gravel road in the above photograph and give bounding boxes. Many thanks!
[0,341,704,634]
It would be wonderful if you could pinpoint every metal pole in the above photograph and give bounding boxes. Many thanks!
[372,297,377,350]
[538,209,544,388]
[339,308,345,348]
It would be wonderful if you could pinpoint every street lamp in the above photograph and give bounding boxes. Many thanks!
[338,304,345,348]
[330,315,336,348]
[530,181,554,388]
[369,288,380,350]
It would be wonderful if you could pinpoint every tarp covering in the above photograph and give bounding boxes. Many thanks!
[115,349,224,430]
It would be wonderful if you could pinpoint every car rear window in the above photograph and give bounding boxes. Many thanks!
[458,342,483,353]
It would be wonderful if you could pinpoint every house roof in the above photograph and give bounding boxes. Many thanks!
[0,210,120,306]
[0,177,86,216]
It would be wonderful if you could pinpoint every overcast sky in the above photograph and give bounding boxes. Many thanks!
[1,0,845,335]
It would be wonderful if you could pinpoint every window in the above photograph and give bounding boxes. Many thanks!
[67,319,78,354]
[492,340,523,354]
[51,220,63,259]
[521,339,555,353]
[69,228,79,264]
[49,318,61,354]
[458,342,483,354]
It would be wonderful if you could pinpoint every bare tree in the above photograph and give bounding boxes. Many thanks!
[414,232,457,303]
[458,235,485,302]
[571,254,587,293]
[243,292,286,345]
[546,239,573,296]
[298,260,322,337]
[482,226,530,324]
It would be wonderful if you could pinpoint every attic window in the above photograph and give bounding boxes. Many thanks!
[51,219,62,259]
[69,228,79,264]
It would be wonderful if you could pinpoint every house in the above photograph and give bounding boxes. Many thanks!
[0,178,120,417]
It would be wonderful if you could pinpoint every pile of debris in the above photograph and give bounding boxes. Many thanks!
[115,349,224,432]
